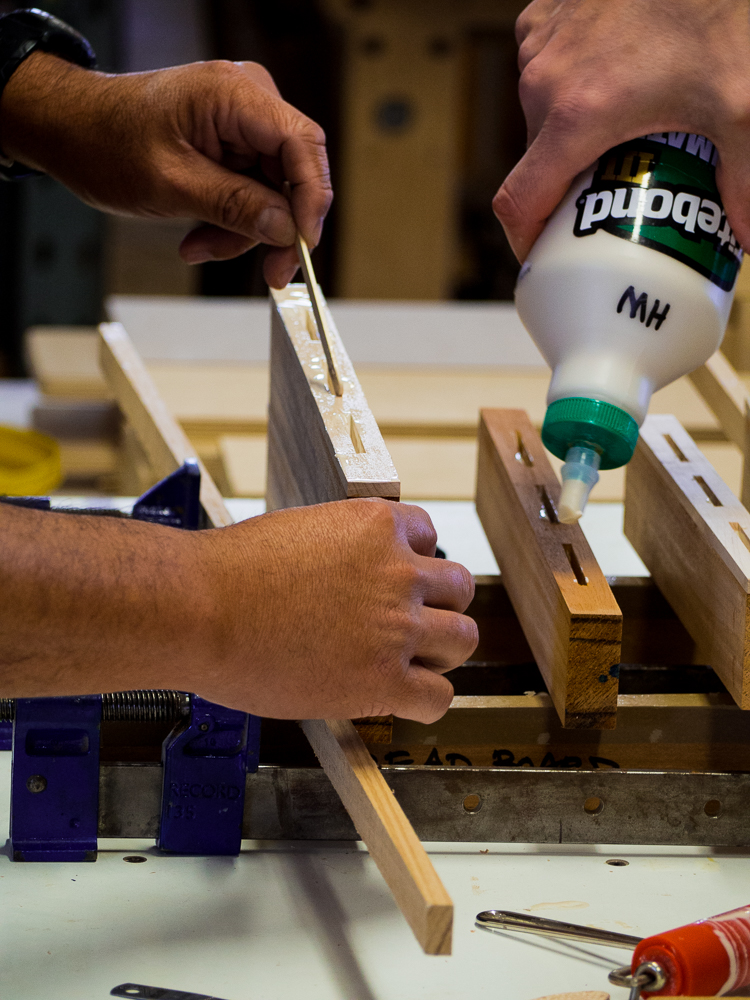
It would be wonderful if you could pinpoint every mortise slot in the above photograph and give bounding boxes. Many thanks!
[538,485,559,523]
[515,432,534,467]
[305,308,319,340]
[694,475,722,507]
[731,522,750,554]
[563,543,588,585]
[349,415,366,454]
[664,434,688,462]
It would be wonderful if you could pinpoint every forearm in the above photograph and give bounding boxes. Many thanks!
[0,504,224,699]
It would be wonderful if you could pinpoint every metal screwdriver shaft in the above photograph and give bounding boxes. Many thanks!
[475,910,642,949]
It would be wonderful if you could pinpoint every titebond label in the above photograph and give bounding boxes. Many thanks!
[573,133,742,291]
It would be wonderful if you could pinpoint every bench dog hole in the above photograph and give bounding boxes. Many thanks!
[583,796,603,815]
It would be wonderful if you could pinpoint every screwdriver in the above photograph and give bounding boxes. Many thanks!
[477,905,750,997]
[111,985,229,1000]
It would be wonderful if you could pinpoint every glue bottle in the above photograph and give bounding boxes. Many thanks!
[514,132,743,523]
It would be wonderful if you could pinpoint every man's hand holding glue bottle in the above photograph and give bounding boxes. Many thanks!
[494,0,750,523]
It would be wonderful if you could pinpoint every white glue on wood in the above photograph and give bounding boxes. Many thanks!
[515,132,742,522]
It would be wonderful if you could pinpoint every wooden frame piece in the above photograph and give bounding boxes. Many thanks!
[688,350,750,509]
[100,320,451,955]
[266,285,399,510]
[475,409,622,730]
[624,413,750,709]
[100,323,232,528]
[689,351,748,452]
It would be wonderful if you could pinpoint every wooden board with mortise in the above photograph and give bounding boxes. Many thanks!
[624,414,750,710]
[101,319,450,956]
[475,409,622,730]
[266,285,400,510]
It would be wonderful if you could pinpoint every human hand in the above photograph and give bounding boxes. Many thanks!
[197,499,478,724]
[0,52,332,286]
[494,0,750,261]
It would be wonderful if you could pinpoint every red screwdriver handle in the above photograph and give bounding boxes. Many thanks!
[633,904,750,996]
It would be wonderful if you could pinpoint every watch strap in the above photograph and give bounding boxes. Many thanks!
[0,8,96,180]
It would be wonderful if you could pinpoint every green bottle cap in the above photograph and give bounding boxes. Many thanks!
[541,397,639,470]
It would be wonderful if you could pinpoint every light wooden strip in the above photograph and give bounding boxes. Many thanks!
[624,414,750,709]
[689,350,749,449]
[98,323,233,528]
[476,409,622,729]
[530,993,609,1000]
[266,285,399,509]
[301,718,452,955]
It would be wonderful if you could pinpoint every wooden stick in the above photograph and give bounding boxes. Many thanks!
[476,409,622,729]
[100,318,450,955]
[301,718,452,955]
[624,414,750,709]
[294,235,343,396]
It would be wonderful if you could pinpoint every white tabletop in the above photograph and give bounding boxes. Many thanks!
[0,500,735,1000]
[2,744,749,1000]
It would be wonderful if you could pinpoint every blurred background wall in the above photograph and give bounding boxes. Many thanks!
[0,0,527,375]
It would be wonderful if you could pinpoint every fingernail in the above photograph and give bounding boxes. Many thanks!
[181,247,214,265]
[257,206,296,245]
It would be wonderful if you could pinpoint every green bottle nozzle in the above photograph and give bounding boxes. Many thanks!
[541,396,640,520]
[559,445,601,524]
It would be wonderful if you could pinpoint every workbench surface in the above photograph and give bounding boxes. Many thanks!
[2,745,749,1000]
[0,500,743,1000]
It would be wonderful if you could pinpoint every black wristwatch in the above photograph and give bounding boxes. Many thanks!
[0,8,96,181]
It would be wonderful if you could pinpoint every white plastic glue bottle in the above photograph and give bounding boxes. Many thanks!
[515,132,743,523]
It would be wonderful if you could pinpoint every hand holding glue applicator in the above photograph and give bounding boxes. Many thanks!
[515,132,743,523]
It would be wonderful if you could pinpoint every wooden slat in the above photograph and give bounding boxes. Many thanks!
[99,323,232,528]
[301,718,452,955]
[365,692,750,772]
[687,350,750,508]
[101,316,450,956]
[623,414,750,709]
[475,409,622,730]
[266,285,399,509]
[689,350,749,450]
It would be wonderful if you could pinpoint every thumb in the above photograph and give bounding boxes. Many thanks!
[175,153,296,262]
[715,144,750,253]
[388,665,454,724]
[493,127,607,262]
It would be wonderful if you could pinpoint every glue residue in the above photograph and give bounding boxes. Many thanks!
[528,900,589,911]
